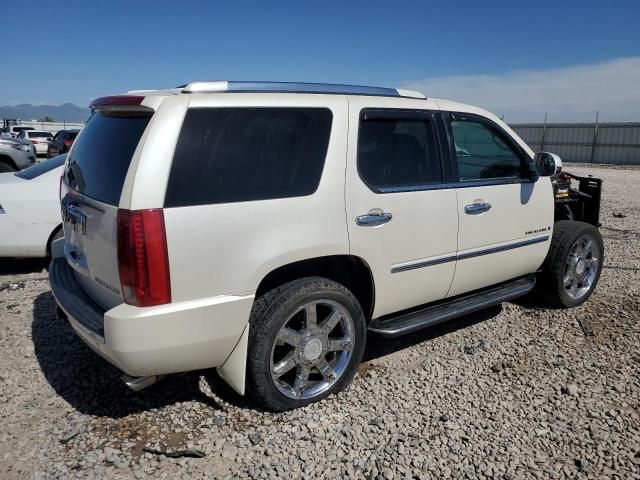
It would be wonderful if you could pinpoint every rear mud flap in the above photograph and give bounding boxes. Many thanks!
[217,323,249,395]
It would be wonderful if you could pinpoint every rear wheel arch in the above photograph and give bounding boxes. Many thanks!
[254,255,376,321]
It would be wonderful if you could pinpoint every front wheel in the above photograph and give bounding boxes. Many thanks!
[246,277,366,411]
[537,220,604,308]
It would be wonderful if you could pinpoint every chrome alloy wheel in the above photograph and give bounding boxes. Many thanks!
[269,299,355,400]
[564,234,600,299]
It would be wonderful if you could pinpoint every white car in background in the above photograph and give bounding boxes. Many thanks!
[1,126,34,138]
[0,155,65,258]
[0,136,36,171]
[16,130,54,156]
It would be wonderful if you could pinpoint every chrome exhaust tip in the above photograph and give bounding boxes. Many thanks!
[121,374,163,392]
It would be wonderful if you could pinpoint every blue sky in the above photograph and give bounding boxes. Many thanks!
[2,0,640,121]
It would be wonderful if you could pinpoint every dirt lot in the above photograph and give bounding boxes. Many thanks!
[1,164,639,480]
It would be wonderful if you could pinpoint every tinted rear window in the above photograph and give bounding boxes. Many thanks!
[29,132,52,138]
[165,108,332,207]
[65,112,151,205]
[64,112,150,205]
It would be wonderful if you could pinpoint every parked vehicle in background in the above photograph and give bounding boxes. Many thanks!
[1,125,35,138]
[1,119,19,136]
[0,154,65,257]
[17,130,53,156]
[2,120,86,136]
[0,136,36,171]
[47,129,79,158]
[49,82,604,411]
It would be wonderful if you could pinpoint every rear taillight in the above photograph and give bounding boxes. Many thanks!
[31,140,38,144]
[117,209,171,307]
[63,139,73,147]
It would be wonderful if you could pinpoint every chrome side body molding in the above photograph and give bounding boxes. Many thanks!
[391,235,549,274]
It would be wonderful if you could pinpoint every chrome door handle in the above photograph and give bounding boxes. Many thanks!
[356,210,393,226]
[464,202,492,215]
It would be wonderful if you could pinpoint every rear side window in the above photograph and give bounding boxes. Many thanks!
[64,112,150,205]
[357,112,441,191]
[165,108,332,207]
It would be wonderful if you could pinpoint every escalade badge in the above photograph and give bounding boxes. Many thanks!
[525,226,551,235]
[94,276,121,295]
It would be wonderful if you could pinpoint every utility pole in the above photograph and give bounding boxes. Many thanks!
[539,113,548,152]
[590,111,599,164]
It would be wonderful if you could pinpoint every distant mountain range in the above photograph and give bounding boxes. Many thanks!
[0,103,90,123]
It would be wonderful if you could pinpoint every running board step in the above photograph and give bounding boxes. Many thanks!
[368,276,536,337]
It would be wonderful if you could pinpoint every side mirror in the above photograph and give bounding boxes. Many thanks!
[533,152,562,177]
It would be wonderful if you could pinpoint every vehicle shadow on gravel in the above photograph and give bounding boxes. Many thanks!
[0,258,48,275]
[32,291,229,419]
[32,289,504,416]
[363,305,503,361]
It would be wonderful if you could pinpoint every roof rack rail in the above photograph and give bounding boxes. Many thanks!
[180,81,426,99]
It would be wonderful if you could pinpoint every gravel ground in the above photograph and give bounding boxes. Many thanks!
[1,164,639,480]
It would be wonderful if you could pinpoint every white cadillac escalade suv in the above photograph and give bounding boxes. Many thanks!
[49,81,604,411]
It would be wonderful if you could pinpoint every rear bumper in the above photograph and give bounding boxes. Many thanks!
[49,257,254,377]
[34,144,48,154]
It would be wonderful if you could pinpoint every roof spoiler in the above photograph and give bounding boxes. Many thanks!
[89,96,154,113]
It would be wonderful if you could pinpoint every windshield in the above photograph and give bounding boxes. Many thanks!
[15,154,66,180]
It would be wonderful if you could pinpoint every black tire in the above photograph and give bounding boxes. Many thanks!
[536,220,604,308]
[0,161,16,173]
[246,277,367,411]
